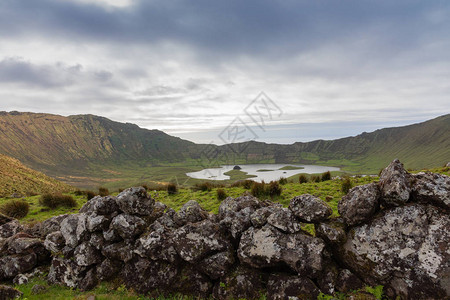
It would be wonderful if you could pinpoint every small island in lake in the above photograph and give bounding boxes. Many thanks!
[278,165,305,170]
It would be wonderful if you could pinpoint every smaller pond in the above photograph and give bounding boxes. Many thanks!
[186,164,340,182]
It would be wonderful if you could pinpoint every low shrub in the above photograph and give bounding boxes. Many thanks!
[193,182,213,192]
[321,171,331,181]
[167,183,178,195]
[217,188,228,201]
[341,177,353,194]
[98,187,109,197]
[251,181,266,198]
[74,189,84,196]
[267,181,282,197]
[230,179,254,189]
[145,183,168,191]
[0,199,29,218]
[240,180,254,189]
[86,191,96,200]
[278,177,288,185]
[311,175,322,183]
[299,174,308,184]
[250,181,282,199]
[40,193,77,209]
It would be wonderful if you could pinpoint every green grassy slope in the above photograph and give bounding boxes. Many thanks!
[0,153,73,197]
[225,114,450,173]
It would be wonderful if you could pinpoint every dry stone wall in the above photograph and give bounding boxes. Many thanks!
[0,159,449,299]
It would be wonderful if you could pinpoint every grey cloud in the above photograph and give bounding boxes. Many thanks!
[2,0,449,63]
[0,57,114,88]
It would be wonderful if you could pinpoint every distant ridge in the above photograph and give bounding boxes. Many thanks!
[0,111,448,187]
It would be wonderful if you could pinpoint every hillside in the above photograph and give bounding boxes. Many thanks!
[232,114,450,173]
[0,153,73,197]
[0,111,448,188]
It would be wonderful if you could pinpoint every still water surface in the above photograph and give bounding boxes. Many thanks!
[186,164,340,182]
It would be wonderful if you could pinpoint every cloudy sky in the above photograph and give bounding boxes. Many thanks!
[0,0,449,144]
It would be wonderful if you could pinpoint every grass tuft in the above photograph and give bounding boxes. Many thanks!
[0,199,29,218]
[40,193,77,209]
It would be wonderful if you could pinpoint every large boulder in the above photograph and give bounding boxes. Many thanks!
[101,241,133,263]
[109,214,146,240]
[79,196,119,215]
[267,274,320,300]
[212,266,265,300]
[60,214,88,248]
[315,218,347,245]
[250,205,281,228]
[134,221,178,263]
[96,258,122,281]
[338,182,380,226]
[238,224,325,276]
[267,207,302,233]
[116,187,154,216]
[335,269,364,293]
[48,257,86,288]
[0,220,22,239]
[219,194,262,239]
[0,253,37,280]
[44,231,66,253]
[39,214,69,238]
[198,250,235,280]
[173,265,213,298]
[411,172,450,209]
[173,219,231,262]
[122,257,178,296]
[86,213,110,232]
[338,204,450,299]
[219,194,261,220]
[289,194,332,223]
[379,159,411,206]
[73,241,103,266]
[174,200,209,225]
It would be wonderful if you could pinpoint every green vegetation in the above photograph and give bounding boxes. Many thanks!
[0,199,29,218]
[10,269,386,299]
[98,187,110,196]
[167,183,178,195]
[3,166,448,223]
[278,165,304,170]
[223,169,257,181]
[0,153,73,198]
[321,171,331,181]
[256,169,274,172]
[39,193,77,209]
[1,112,447,190]
[299,174,308,184]
[341,177,353,194]
[217,188,228,200]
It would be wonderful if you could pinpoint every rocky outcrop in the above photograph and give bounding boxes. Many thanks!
[379,159,411,206]
[289,194,332,223]
[338,182,380,226]
[337,160,450,299]
[1,159,448,300]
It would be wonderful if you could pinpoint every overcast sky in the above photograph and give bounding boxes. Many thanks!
[0,0,449,144]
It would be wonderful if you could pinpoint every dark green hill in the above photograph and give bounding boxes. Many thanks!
[230,114,450,173]
[0,111,448,188]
